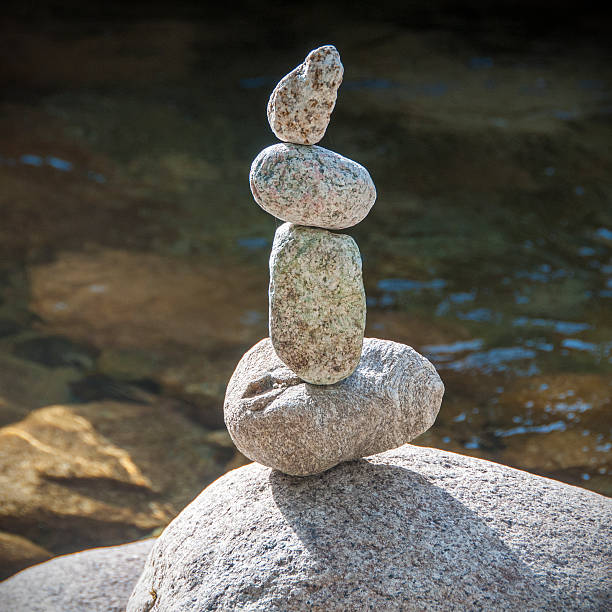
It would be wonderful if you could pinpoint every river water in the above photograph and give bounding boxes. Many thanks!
[1,2,610,505]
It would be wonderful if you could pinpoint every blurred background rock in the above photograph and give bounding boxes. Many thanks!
[0,0,610,579]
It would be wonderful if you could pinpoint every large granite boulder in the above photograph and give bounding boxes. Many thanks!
[128,446,611,611]
[0,539,154,612]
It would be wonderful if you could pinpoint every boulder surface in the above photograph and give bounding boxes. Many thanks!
[0,539,154,612]
[225,337,443,475]
[128,446,611,611]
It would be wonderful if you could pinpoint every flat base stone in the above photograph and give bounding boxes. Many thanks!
[225,338,443,475]
[128,446,611,611]
[0,539,155,612]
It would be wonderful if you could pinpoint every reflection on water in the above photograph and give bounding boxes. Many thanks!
[0,1,610,569]
[1,152,106,181]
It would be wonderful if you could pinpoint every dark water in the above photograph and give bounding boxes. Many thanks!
[0,0,610,514]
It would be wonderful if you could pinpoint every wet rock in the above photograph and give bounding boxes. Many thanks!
[267,45,343,145]
[269,223,365,384]
[28,248,267,351]
[224,337,443,475]
[0,401,230,556]
[499,429,611,476]
[0,539,154,612]
[0,318,22,338]
[69,373,160,404]
[13,335,100,368]
[0,353,80,426]
[250,144,376,229]
[128,445,612,611]
[0,532,52,580]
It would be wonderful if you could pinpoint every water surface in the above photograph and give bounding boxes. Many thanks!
[0,3,610,513]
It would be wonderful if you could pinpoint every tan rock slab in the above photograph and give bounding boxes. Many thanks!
[224,337,444,475]
[0,532,52,580]
[0,401,231,556]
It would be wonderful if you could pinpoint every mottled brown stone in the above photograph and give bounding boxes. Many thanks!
[267,45,343,145]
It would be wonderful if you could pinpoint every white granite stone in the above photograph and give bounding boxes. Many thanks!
[269,223,365,384]
[224,337,443,475]
[128,446,612,611]
[250,144,376,229]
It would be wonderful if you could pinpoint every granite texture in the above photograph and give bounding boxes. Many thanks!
[128,446,611,611]
[0,539,155,612]
[250,144,376,229]
[269,223,366,385]
[267,45,343,145]
[224,337,443,475]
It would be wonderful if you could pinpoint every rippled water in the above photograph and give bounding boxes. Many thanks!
[0,3,610,507]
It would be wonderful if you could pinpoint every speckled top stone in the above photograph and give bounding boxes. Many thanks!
[267,45,343,145]
[127,446,612,611]
[224,337,444,475]
[269,223,365,385]
[250,143,376,229]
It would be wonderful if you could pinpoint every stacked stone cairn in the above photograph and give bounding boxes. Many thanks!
[224,45,444,476]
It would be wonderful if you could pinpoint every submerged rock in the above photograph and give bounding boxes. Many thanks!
[0,401,233,557]
[224,337,443,475]
[250,144,376,229]
[269,223,365,385]
[267,45,343,145]
[12,335,100,369]
[0,532,52,580]
[128,445,612,611]
[0,539,154,612]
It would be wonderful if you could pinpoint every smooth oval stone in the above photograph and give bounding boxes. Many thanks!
[224,337,444,476]
[269,223,365,385]
[250,143,376,230]
[267,45,343,145]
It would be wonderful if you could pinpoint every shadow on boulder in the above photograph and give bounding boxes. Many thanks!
[268,460,549,609]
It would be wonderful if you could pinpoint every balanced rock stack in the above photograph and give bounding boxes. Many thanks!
[4,47,610,612]
[225,45,444,476]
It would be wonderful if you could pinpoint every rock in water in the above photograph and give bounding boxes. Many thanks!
[127,446,612,611]
[267,45,343,145]
[0,532,52,580]
[224,337,443,475]
[269,223,365,385]
[250,144,376,229]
